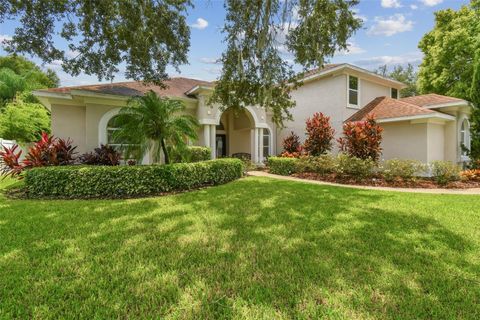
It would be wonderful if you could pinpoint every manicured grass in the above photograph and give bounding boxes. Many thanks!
[1,177,479,319]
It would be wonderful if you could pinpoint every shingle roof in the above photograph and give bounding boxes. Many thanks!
[299,64,343,78]
[400,93,465,107]
[346,96,435,122]
[40,77,213,98]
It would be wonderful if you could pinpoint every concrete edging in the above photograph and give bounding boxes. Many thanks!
[247,171,480,195]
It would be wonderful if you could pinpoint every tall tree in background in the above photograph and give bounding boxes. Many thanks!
[0,0,362,125]
[0,55,59,106]
[417,0,480,163]
[374,63,418,97]
[0,55,59,142]
[417,3,477,99]
[211,0,361,125]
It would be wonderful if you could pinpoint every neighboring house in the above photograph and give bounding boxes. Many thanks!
[34,63,472,164]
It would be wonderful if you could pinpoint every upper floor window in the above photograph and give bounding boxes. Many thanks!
[348,75,359,107]
[391,88,398,99]
[460,119,470,156]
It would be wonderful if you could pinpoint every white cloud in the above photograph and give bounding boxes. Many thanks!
[410,4,418,9]
[352,8,368,22]
[420,0,443,6]
[381,0,402,8]
[203,66,222,75]
[354,52,423,68]
[336,42,366,56]
[191,18,209,30]
[367,14,414,37]
[200,57,221,64]
[0,34,12,47]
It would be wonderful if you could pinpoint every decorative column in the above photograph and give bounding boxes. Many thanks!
[253,127,259,163]
[210,124,216,159]
[258,128,264,163]
[203,124,210,148]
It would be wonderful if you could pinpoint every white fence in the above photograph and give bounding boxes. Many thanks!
[0,138,16,149]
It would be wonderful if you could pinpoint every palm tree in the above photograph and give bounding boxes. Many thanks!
[112,90,199,164]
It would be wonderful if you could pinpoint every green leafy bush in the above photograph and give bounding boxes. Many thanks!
[297,155,336,175]
[430,161,461,185]
[336,153,375,180]
[185,146,211,162]
[268,157,298,175]
[24,158,243,198]
[381,159,427,182]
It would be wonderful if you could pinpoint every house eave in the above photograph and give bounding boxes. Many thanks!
[376,112,456,124]
[301,64,407,89]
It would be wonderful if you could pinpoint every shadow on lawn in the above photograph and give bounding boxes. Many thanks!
[0,177,479,319]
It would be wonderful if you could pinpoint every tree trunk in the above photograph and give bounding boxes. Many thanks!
[161,138,170,164]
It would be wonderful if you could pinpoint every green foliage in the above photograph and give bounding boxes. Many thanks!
[0,2,190,84]
[24,158,244,198]
[268,157,298,175]
[381,159,427,182]
[210,0,362,125]
[417,4,478,99]
[296,155,336,175]
[112,91,199,164]
[171,146,211,163]
[374,64,418,97]
[336,153,375,180]
[469,50,480,163]
[0,98,50,143]
[430,161,461,185]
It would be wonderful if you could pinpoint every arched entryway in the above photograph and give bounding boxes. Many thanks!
[202,107,273,163]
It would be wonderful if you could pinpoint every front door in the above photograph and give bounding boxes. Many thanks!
[216,134,227,158]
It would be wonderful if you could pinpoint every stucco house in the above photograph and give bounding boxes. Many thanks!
[34,63,472,164]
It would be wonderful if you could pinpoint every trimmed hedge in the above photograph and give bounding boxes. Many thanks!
[186,146,211,162]
[268,157,299,175]
[24,158,243,198]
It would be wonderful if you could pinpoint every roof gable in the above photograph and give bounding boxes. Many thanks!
[38,77,213,99]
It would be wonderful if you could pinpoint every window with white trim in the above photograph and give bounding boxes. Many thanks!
[106,115,123,149]
[391,88,398,99]
[348,75,359,107]
[263,129,270,158]
[460,119,470,156]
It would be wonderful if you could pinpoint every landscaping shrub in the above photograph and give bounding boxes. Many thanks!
[381,159,427,182]
[297,154,336,175]
[431,161,461,185]
[338,115,383,161]
[336,153,375,180]
[0,132,77,178]
[186,146,211,162]
[79,144,121,166]
[24,158,244,198]
[268,157,298,175]
[281,131,302,157]
[304,112,335,156]
[460,169,480,181]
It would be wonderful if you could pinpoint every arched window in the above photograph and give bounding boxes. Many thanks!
[460,119,470,156]
[106,115,124,149]
[263,128,271,158]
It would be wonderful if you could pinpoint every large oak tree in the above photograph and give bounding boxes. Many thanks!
[0,0,361,125]
[417,0,480,164]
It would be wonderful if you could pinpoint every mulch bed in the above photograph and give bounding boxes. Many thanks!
[291,172,480,189]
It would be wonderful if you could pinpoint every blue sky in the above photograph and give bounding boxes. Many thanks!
[0,0,469,86]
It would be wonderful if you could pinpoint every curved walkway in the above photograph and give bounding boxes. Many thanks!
[248,171,480,195]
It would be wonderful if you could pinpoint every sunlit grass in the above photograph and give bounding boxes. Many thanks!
[0,176,479,319]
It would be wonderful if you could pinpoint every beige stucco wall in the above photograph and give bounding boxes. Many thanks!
[380,121,429,162]
[279,74,347,153]
[427,122,446,162]
[278,74,396,155]
[51,104,87,154]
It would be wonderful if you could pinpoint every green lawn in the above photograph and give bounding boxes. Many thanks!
[1,177,479,319]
